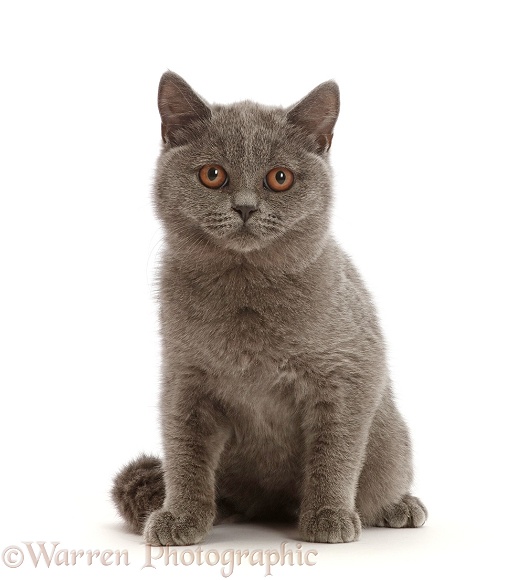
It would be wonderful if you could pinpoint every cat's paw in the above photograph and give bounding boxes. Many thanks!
[375,494,428,528]
[143,506,215,546]
[299,507,362,543]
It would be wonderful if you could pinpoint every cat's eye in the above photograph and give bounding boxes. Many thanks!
[264,167,294,192]
[199,164,228,189]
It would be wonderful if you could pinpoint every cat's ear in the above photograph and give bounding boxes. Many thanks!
[287,81,340,154]
[158,71,212,146]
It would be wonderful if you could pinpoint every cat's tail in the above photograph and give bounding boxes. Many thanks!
[111,453,165,534]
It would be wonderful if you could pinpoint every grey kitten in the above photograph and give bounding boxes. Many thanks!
[111,71,427,545]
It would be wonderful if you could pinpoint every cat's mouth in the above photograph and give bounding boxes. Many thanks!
[200,211,282,253]
[213,221,267,253]
[237,222,256,234]
[228,224,262,250]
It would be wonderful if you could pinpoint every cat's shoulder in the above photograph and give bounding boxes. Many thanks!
[319,237,364,283]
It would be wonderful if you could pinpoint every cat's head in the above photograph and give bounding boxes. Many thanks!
[154,72,339,257]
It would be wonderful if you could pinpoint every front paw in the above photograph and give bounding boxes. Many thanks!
[144,506,215,546]
[299,507,362,543]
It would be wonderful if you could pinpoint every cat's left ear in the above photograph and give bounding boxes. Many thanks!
[287,81,340,154]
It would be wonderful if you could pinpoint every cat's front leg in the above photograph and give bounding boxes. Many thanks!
[144,370,230,546]
[298,368,382,543]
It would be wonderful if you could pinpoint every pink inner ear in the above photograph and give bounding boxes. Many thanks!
[316,133,334,153]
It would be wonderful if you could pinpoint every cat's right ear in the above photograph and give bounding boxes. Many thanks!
[158,71,212,146]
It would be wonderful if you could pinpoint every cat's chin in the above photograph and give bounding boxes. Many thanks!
[221,233,267,253]
[211,226,272,253]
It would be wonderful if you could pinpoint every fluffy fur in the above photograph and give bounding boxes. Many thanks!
[111,72,427,545]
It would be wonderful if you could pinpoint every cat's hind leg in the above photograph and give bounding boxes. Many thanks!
[354,391,428,529]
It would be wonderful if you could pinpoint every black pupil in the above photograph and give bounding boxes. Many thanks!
[275,171,286,184]
[208,167,219,181]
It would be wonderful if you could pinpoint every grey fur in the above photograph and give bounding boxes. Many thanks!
[111,71,427,545]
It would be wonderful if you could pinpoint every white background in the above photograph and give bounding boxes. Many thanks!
[1,1,528,578]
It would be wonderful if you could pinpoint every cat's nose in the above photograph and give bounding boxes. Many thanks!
[232,204,258,223]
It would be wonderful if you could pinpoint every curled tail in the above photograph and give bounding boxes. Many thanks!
[111,454,165,534]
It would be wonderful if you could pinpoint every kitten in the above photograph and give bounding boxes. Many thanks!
[111,71,427,545]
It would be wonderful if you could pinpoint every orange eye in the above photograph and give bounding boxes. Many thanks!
[265,167,294,192]
[199,164,228,189]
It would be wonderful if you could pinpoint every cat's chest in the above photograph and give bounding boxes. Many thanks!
[171,268,305,375]
[200,301,288,375]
